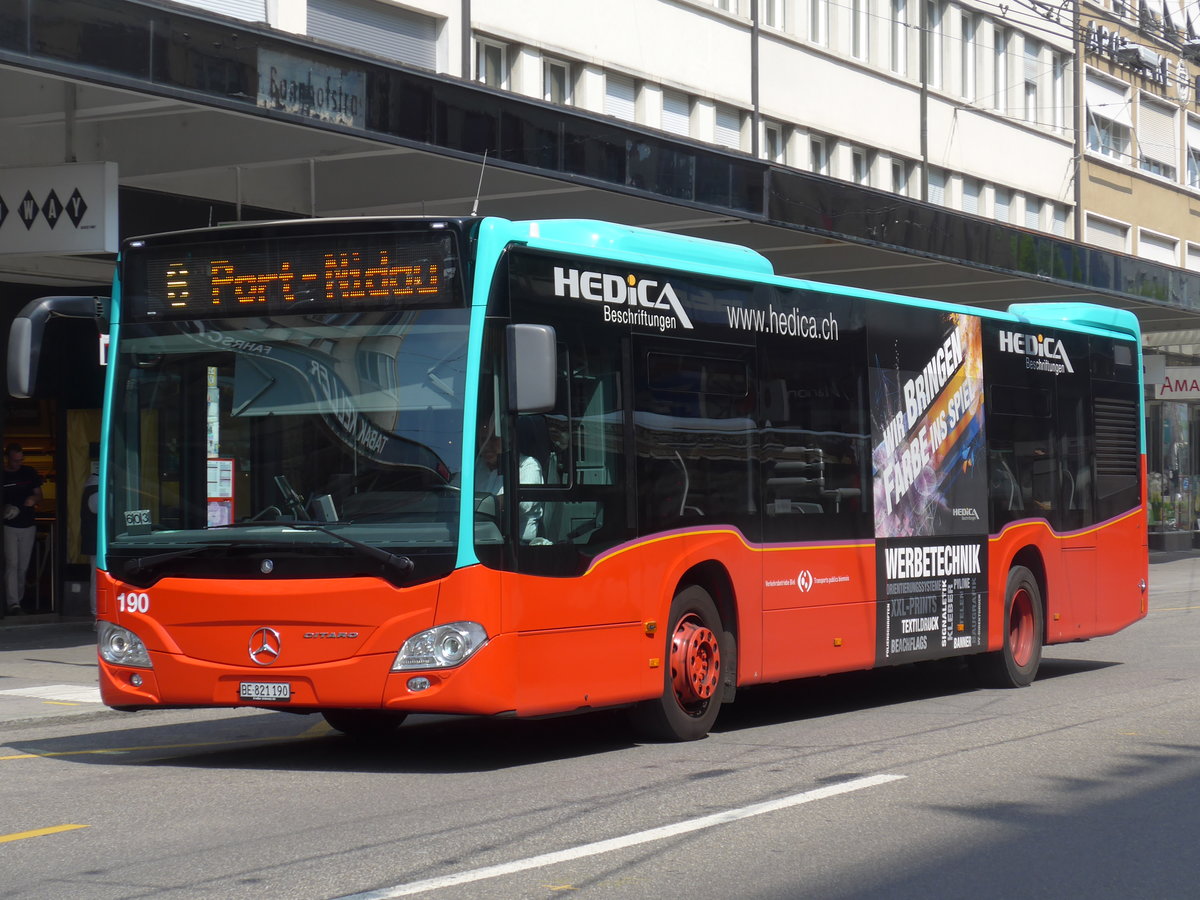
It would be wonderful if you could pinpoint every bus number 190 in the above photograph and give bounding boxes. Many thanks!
[118,592,151,614]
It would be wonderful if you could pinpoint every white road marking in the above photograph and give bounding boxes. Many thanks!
[0,684,102,704]
[336,773,906,899]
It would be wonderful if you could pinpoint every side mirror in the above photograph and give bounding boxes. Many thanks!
[507,323,556,413]
[8,295,106,398]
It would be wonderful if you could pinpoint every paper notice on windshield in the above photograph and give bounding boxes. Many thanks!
[207,458,235,526]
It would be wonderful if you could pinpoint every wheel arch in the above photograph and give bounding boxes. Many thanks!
[1007,545,1048,644]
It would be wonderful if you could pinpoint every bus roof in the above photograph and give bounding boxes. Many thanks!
[509,218,776,280]
[1007,302,1141,342]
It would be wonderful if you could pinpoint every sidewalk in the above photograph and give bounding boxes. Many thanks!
[0,620,106,727]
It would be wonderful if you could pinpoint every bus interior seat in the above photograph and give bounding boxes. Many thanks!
[542,500,602,545]
[990,456,1020,511]
[766,446,825,514]
[673,450,704,517]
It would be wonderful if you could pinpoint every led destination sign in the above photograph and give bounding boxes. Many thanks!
[124,229,462,320]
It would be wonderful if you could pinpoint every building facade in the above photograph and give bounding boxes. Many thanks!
[5,0,1200,614]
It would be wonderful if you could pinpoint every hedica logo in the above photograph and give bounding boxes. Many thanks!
[998,330,1074,374]
[552,267,693,330]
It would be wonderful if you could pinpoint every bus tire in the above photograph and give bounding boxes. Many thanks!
[321,708,408,738]
[969,565,1043,688]
[629,585,727,742]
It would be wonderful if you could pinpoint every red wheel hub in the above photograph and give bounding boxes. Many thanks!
[670,614,721,707]
[1009,587,1034,667]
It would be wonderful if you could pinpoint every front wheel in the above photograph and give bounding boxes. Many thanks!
[969,565,1043,688]
[321,708,408,738]
[629,585,728,742]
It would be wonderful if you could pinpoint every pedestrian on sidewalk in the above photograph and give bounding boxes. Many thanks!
[3,443,44,616]
[81,443,99,616]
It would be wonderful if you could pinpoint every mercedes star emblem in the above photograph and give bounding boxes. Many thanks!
[249,627,282,666]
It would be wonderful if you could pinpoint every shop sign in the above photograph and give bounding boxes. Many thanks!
[1084,21,1169,88]
[0,162,118,255]
[257,49,366,128]
[1155,366,1200,400]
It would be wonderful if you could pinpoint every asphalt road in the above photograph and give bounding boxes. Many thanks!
[1,556,1198,899]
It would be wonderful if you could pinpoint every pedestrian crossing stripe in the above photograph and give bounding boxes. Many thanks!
[0,684,101,703]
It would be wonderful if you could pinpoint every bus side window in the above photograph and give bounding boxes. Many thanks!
[758,313,870,543]
[988,385,1054,526]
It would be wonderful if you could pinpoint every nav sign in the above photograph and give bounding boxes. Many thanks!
[553,267,694,329]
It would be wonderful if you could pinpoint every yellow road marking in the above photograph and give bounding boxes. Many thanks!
[0,824,89,844]
[1152,605,1200,612]
[42,701,82,707]
[0,732,311,761]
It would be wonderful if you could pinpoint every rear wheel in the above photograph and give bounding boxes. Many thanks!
[630,585,727,742]
[321,708,408,738]
[969,565,1043,688]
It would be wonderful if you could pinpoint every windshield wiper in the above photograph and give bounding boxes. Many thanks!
[125,542,238,578]
[287,522,415,576]
[120,526,414,582]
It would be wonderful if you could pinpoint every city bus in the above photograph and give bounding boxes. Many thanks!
[8,216,1148,741]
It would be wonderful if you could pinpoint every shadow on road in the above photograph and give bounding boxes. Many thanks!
[8,650,1121,774]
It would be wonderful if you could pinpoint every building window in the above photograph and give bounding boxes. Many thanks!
[605,73,636,121]
[891,0,908,75]
[1023,37,1040,124]
[811,134,831,175]
[852,0,869,59]
[1086,75,1132,162]
[1186,243,1200,273]
[994,186,1012,222]
[544,59,572,105]
[961,13,976,102]
[926,1,944,88]
[892,158,912,195]
[1187,117,1200,188]
[762,0,785,27]
[1139,230,1178,266]
[1085,214,1129,252]
[928,167,946,205]
[810,0,829,45]
[1051,204,1068,237]
[993,29,1007,112]
[1051,53,1067,131]
[1139,98,1177,180]
[851,147,873,185]
[962,177,980,214]
[308,0,438,70]
[764,122,787,164]
[1024,195,1041,230]
[715,105,743,150]
[662,90,691,137]
[476,40,507,88]
[1089,116,1132,160]
[1024,81,1038,123]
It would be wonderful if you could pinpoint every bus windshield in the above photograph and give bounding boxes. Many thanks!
[106,309,470,576]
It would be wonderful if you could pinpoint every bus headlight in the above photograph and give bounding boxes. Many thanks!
[392,622,488,671]
[97,622,153,669]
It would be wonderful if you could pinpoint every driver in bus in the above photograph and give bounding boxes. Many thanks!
[475,419,544,542]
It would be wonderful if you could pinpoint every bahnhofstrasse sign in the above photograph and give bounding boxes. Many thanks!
[257,49,366,129]
[0,162,118,255]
